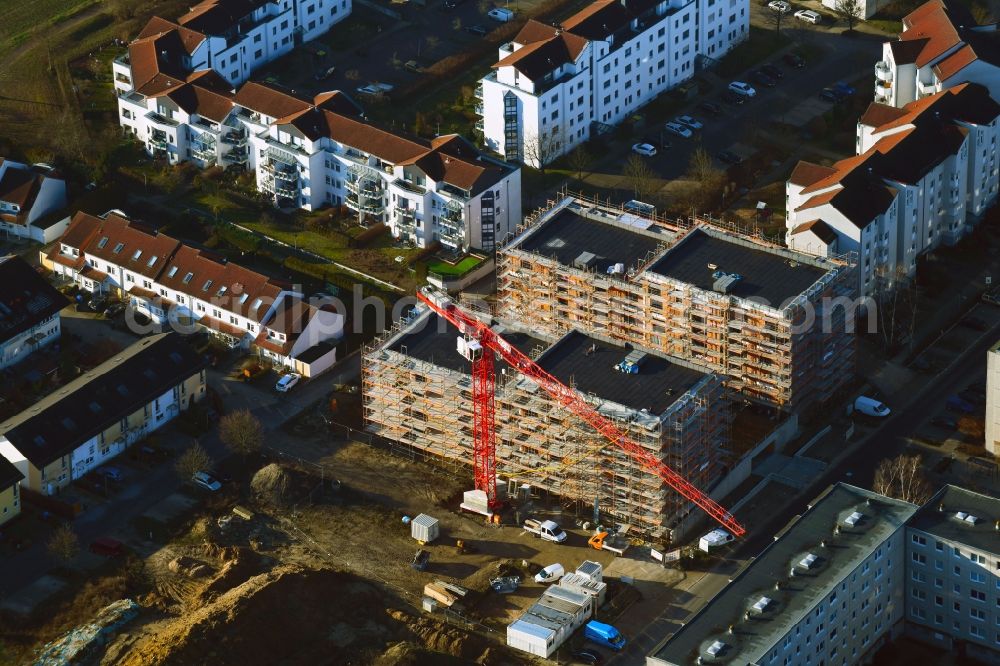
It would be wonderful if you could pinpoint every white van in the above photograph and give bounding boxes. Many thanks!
[534,563,565,584]
[854,396,890,417]
[488,7,514,21]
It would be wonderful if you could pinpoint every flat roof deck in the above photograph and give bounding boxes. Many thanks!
[648,228,829,306]
[649,484,917,666]
[534,330,709,415]
[518,208,665,274]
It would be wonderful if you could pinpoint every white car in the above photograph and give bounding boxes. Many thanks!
[728,81,757,97]
[664,122,693,139]
[275,373,301,392]
[768,0,791,12]
[355,83,394,96]
[674,115,703,130]
[794,9,822,23]
[631,143,657,157]
[534,563,565,584]
[192,471,222,492]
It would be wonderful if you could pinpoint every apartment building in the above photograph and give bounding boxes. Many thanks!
[479,0,749,167]
[112,0,350,96]
[117,80,521,252]
[649,483,919,666]
[364,308,731,541]
[0,333,207,495]
[497,196,857,412]
[874,0,1000,108]
[44,210,342,374]
[0,456,23,528]
[786,84,1000,297]
[987,340,1000,457]
[904,485,1000,665]
[0,160,68,243]
[0,256,68,370]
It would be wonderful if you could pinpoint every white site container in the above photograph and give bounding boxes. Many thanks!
[411,514,440,543]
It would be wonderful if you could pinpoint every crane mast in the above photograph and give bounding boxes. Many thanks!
[417,288,745,538]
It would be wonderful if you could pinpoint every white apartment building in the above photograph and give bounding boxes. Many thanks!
[0,334,207,495]
[43,210,342,374]
[874,0,1000,108]
[988,340,1000,457]
[118,78,522,251]
[904,485,1000,665]
[112,0,350,96]
[649,483,918,666]
[0,160,68,243]
[479,0,749,167]
[786,84,1000,297]
[0,256,67,370]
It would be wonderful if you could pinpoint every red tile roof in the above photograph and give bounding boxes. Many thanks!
[933,43,977,79]
[858,103,908,128]
[788,161,837,187]
[233,82,313,119]
[0,166,41,209]
[791,219,837,244]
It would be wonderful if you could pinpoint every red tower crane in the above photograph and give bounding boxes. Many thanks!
[416,288,746,538]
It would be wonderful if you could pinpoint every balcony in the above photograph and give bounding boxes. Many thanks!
[874,61,892,83]
[395,207,418,231]
[145,110,179,128]
[392,178,425,195]
[149,135,168,150]
[346,193,386,215]
[917,80,937,97]
[262,160,298,177]
[346,178,383,197]
[222,130,248,146]
[475,84,483,99]
[475,103,484,115]
[224,147,249,164]
[475,119,484,132]
[192,144,217,162]
[114,53,130,66]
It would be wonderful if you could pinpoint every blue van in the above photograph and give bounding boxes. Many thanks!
[585,620,626,651]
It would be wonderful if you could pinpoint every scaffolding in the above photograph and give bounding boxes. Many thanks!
[362,310,733,541]
[496,196,858,413]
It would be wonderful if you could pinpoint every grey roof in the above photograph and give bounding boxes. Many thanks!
[649,484,918,666]
[908,485,1000,555]
[0,256,69,346]
[648,228,830,307]
[534,330,711,415]
[0,333,207,469]
[517,208,668,274]
[295,341,336,364]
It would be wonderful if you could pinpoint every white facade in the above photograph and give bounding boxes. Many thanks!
[0,315,60,370]
[480,0,748,166]
[987,341,1000,457]
[787,84,1000,297]
[874,0,1000,108]
[0,160,68,243]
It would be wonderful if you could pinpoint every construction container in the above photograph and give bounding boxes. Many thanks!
[411,514,440,543]
[507,586,593,657]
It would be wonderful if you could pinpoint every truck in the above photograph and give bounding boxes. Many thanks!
[584,620,627,651]
[699,528,734,552]
[587,531,630,556]
[523,519,568,543]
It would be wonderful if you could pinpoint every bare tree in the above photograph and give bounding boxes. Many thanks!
[766,5,786,36]
[834,0,863,31]
[873,453,933,504]
[623,155,658,201]
[47,523,80,564]
[175,441,213,480]
[522,132,561,172]
[679,146,726,212]
[219,409,263,458]
[567,145,593,183]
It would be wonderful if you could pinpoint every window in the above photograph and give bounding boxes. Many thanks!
[971,589,987,602]
[912,534,927,545]
[202,280,213,291]
[113,242,125,254]
[971,608,986,621]
[147,255,158,266]
[183,272,194,284]
[132,249,142,260]
[167,266,178,278]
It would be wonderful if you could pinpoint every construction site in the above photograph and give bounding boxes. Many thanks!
[496,195,859,412]
[363,299,779,543]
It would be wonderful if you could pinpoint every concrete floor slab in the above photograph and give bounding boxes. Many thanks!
[0,574,67,615]
[141,493,198,524]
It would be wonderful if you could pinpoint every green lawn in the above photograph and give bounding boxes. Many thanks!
[427,255,484,277]
[715,26,790,78]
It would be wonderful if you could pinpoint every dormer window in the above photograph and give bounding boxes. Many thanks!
[147,255,158,266]
[132,249,143,260]
[168,267,178,278]
[202,279,213,291]
[239,293,249,304]
[251,298,263,311]
[183,272,194,284]
[97,237,109,249]
[216,286,228,297]
[113,243,125,254]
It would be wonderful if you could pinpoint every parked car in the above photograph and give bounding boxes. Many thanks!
[728,81,756,97]
[716,150,743,165]
[534,562,565,584]
[104,301,127,318]
[832,82,856,97]
[275,372,301,392]
[641,136,672,150]
[631,142,657,157]
[523,518,568,543]
[664,121,693,138]
[959,315,987,331]
[818,88,841,103]
[783,52,805,68]
[697,100,722,116]
[192,471,222,491]
[88,294,108,312]
[761,63,784,79]
[465,24,488,35]
[487,7,514,21]
[585,621,626,651]
[674,114,703,130]
[571,649,604,665]
[752,70,777,87]
[355,83,394,96]
[721,90,746,105]
[768,0,791,12]
[854,396,890,418]
[97,466,124,483]
[931,416,958,430]
[313,66,336,81]
[946,395,975,414]
[89,537,125,557]
[794,9,823,23]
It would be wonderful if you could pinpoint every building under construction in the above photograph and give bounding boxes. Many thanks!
[497,196,858,412]
[363,309,731,541]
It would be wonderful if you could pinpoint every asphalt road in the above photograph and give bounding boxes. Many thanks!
[733,316,1000,561]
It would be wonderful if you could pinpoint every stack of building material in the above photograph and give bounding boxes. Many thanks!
[423,581,470,608]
